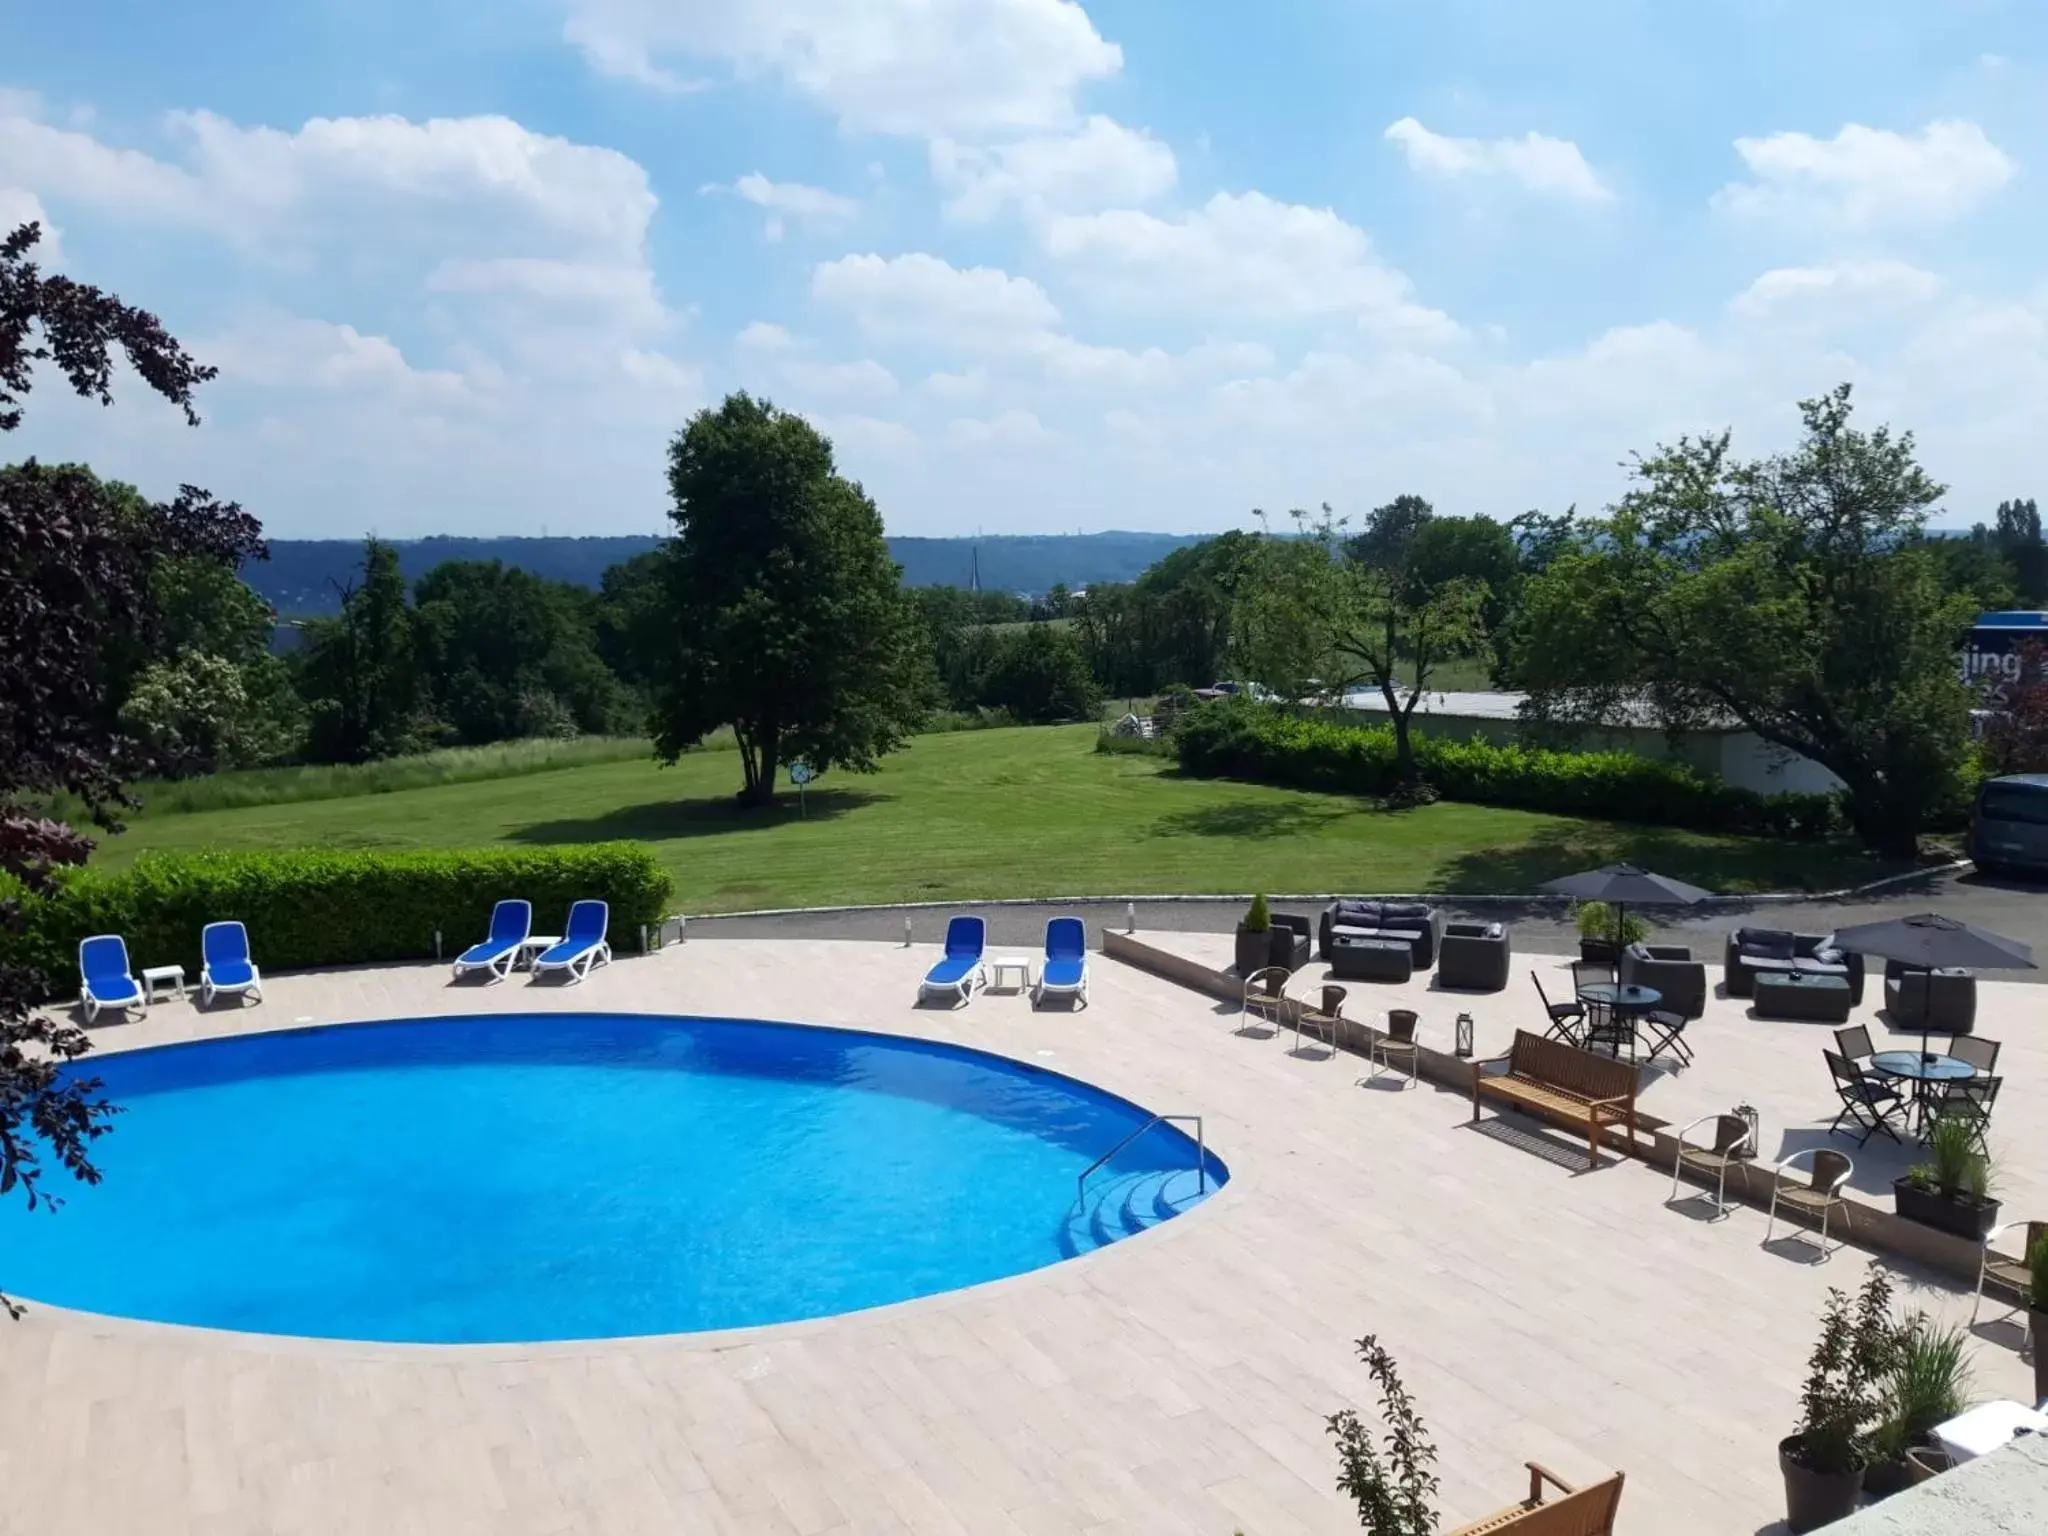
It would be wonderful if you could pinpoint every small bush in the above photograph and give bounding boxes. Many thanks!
[1176,697,1841,839]
[919,707,1023,735]
[1094,727,1175,758]
[7,845,673,990]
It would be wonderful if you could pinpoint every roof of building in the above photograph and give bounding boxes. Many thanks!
[1332,687,1741,733]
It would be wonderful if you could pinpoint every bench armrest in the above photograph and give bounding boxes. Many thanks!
[1583,1092,1630,1110]
[1525,1462,1578,1501]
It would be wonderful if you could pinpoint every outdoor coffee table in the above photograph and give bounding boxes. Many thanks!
[989,956,1034,992]
[1330,936,1413,983]
[1753,970,1853,1022]
[141,963,186,1006]
[1576,982,1661,1060]
[1871,1049,1976,1136]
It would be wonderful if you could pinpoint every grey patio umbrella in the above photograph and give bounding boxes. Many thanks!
[1539,863,1715,951]
[1828,913,2036,1061]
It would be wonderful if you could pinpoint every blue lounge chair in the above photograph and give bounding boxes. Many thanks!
[532,900,611,984]
[79,934,144,1024]
[919,915,987,1007]
[1033,916,1090,1008]
[200,920,263,1007]
[453,899,532,982]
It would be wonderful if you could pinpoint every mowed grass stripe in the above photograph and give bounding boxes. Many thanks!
[90,725,1891,911]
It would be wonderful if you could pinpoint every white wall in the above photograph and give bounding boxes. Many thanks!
[1718,732,1846,795]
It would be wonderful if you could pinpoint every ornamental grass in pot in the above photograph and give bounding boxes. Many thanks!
[1780,1267,1900,1533]
[1863,1313,1972,1498]
[2031,1230,2048,1410]
[1235,892,1274,979]
[1571,901,1647,965]
[1892,1115,2000,1241]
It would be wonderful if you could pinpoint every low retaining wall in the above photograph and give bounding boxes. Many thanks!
[1102,930,1994,1287]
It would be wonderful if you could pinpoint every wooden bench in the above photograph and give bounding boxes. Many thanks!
[1447,1463,1625,1535]
[1471,1030,1638,1170]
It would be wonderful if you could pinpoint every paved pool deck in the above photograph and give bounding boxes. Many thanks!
[0,939,2034,1535]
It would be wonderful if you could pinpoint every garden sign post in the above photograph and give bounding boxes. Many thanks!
[789,758,814,817]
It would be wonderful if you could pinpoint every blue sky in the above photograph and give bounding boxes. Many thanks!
[5,0,2046,538]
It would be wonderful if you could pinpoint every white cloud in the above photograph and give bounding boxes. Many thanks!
[811,252,1061,346]
[0,187,57,257]
[931,115,1175,221]
[561,0,1122,137]
[1727,261,1944,325]
[948,408,1054,449]
[0,99,698,535]
[1714,120,2015,229]
[198,314,477,401]
[1040,191,1459,340]
[1383,117,1612,203]
[704,172,857,241]
[735,320,798,353]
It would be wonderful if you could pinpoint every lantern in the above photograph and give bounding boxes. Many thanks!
[1733,1102,1761,1159]
[1454,1011,1475,1059]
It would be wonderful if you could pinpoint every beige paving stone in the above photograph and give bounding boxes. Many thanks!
[0,937,2034,1535]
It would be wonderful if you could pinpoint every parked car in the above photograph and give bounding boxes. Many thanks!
[1969,773,2048,876]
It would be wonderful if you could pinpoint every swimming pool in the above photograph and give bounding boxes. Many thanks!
[3,1014,1226,1344]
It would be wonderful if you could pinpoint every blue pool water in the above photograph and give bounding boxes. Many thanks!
[3,1014,1225,1344]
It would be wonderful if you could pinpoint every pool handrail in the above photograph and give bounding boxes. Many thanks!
[1076,1112,1206,1206]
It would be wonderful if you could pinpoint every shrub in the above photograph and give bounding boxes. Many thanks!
[1241,892,1271,932]
[6,845,672,989]
[1327,1334,1439,1535]
[1788,1267,1901,1475]
[1176,696,1842,839]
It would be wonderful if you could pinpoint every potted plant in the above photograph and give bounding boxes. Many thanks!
[1572,901,1648,964]
[1864,1313,1971,1497]
[1892,1115,1999,1241]
[2030,1230,2048,1410]
[1780,1267,1899,1533]
[1235,892,1274,978]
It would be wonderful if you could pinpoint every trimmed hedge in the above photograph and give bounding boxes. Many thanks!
[5,844,674,990]
[1175,697,1841,840]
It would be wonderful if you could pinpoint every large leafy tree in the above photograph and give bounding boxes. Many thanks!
[294,538,431,763]
[1516,385,1976,858]
[2,221,262,1309]
[411,560,629,743]
[650,393,928,806]
[1236,503,1486,784]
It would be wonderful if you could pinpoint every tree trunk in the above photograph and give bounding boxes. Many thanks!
[736,722,780,809]
[1390,708,1418,783]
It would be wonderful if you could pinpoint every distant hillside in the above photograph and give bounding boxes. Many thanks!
[248,532,1207,615]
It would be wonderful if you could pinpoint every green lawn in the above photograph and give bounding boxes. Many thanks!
[88,725,1894,911]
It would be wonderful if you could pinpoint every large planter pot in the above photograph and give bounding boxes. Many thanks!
[1893,1178,2001,1241]
[1861,1456,1911,1500]
[1578,939,1619,965]
[2034,1311,2048,1408]
[1234,925,1272,978]
[1780,1436,1865,1533]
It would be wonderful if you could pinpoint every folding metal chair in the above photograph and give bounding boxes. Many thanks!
[1929,1075,2001,1151]
[1531,971,1584,1046]
[1824,1049,1907,1146]
[1641,1009,1692,1068]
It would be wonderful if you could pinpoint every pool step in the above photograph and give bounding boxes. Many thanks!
[1058,1167,1213,1258]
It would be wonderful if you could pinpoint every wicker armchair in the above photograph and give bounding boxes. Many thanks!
[1439,921,1511,991]
[1619,942,1706,1020]
[1765,1148,1853,1260]
[1974,1220,2047,1354]
[1668,1112,1753,1218]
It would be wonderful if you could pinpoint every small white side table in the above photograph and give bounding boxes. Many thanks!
[989,956,1033,992]
[1936,1399,2048,1464]
[516,937,560,971]
[141,964,186,1005]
